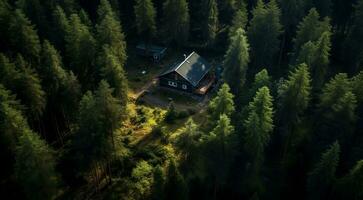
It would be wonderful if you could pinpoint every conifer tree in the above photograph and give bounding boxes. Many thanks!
[244,86,274,163]
[201,0,219,46]
[307,142,340,200]
[296,41,317,67]
[344,0,363,72]
[0,0,12,51]
[163,0,190,47]
[293,8,331,57]
[223,28,250,98]
[319,74,357,145]
[96,5,127,66]
[229,2,248,38]
[312,31,331,88]
[165,160,188,200]
[203,114,235,196]
[248,0,282,70]
[51,6,69,52]
[65,13,96,88]
[15,131,60,200]
[97,0,116,21]
[278,63,311,127]
[134,0,157,42]
[352,71,363,103]
[337,160,363,200]
[208,83,235,122]
[98,45,128,107]
[249,69,272,99]
[176,118,202,161]
[9,9,41,65]
[279,0,306,32]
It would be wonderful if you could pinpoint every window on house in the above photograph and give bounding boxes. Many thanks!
[168,81,177,87]
[182,84,187,90]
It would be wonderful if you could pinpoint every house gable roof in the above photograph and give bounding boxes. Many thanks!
[160,52,212,87]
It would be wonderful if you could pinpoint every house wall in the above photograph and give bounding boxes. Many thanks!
[159,72,194,93]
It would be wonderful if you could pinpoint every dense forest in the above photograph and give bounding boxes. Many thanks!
[1,0,363,199]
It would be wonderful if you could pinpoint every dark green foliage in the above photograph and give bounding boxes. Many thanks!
[165,101,177,123]
[344,0,363,72]
[98,45,128,106]
[151,165,165,200]
[314,0,332,17]
[279,0,307,32]
[134,0,157,41]
[162,0,190,47]
[65,13,96,88]
[229,2,248,38]
[165,160,188,200]
[223,28,250,97]
[15,131,60,200]
[336,160,363,200]
[201,0,219,46]
[278,63,311,126]
[307,142,340,200]
[293,8,331,57]
[248,0,283,70]
[9,9,41,65]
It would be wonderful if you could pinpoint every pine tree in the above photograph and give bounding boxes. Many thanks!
[278,63,311,127]
[9,9,41,65]
[244,86,274,163]
[223,28,250,98]
[203,114,235,196]
[14,55,46,119]
[0,0,12,51]
[97,0,116,21]
[134,0,157,42]
[319,74,357,145]
[248,0,282,70]
[40,40,67,96]
[163,0,190,47]
[65,13,97,88]
[312,31,331,88]
[296,41,317,67]
[250,69,272,98]
[208,83,235,121]
[352,71,363,103]
[98,45,128,107]
[307,142,340,200]
[293,8,331,57]
[229,2,248,38]
[165,160,188,200]
[344,0,363,73]
[96,5,127,66]
[201,0,219,46]
[51,5,69,52]
[15,131,60,200]
[176,118,202,164]
[337,160,363,200]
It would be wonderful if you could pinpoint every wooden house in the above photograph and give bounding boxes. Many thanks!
[136,43,167,63]
[158,52,216,95]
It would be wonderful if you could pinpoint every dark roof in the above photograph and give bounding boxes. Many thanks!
[160,52,212,87]
[136,43,167,54]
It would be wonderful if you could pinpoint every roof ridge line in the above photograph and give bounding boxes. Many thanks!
[174,51,195,72]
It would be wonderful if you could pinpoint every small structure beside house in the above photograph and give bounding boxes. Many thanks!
[158,52,216,95]
[136,43,167,63]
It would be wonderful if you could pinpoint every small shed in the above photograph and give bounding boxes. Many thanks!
[136,43,167,63]
[158,52,215,95]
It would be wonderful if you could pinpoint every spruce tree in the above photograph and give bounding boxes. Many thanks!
[352,71,363,103]
[208,83,235,122]
[307,142,340,200]
[176,118,202,161]
[134,0,157,42]
[248,0,282,70]
[15,131,60,200]
[293,8,331,57]
[98,45,128,108]
[163,0,190,47]
[296,41,317,67]
[223,28,250,98]
[65,13,97,88]
[337,160,363,200]
[249,69,272,99]
[312,31,331,88]
[278,63,311,127]
[96,5,127,66]
[229,2,248,38]
[51,5,69,52]
[244,86,274,163]
[9,9,41,65]
[201,0,219,46]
